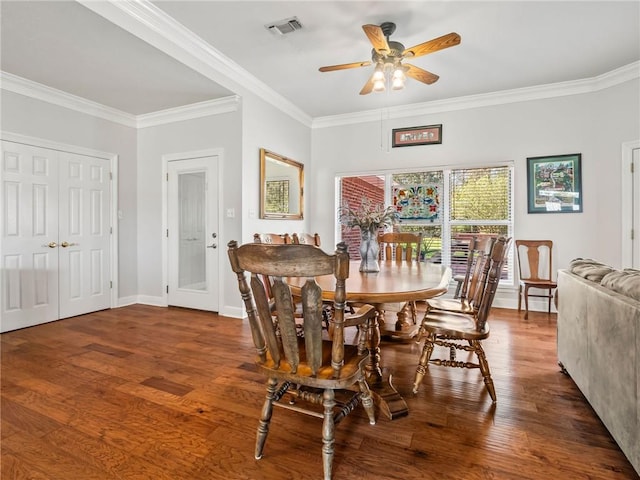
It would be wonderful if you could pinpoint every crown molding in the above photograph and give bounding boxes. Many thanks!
[1,71,137,127]
[0,71,242,129]
[136,96,240,128]
[3,2,636,134]
[79,0,312,127]
[311,61,640,129]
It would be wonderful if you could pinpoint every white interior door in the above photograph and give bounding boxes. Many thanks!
[58,152,111,319]
[1,141,111,332]
[1,142,59,331]
[167,156,219,311]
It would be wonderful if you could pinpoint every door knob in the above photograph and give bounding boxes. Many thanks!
[45,242,57,248]
[207,243,217,249]
[60,241,78,248]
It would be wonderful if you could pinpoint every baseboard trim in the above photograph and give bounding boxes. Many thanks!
[135,295,167,307]
[219,306,245,319]
[116,296,139,307]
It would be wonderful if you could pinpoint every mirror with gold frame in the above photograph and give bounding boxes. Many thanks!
[260,148,304,219]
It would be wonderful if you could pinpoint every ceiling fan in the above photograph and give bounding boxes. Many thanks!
[318,22,461,95]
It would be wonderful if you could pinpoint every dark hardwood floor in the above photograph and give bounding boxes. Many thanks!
[2,305,638,480]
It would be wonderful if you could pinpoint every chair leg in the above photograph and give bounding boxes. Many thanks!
[523,285,530,320]
[547,288,552,314]
[517,285,522,312]
[255,377,278,460]
[321,389,336,480]
[413,332,436,394]
[472,340,496,403]
[414,305,432,344]
[454,280,463,299]
[357,378,376,425]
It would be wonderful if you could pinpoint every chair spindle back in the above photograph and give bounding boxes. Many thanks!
[228,241,349,378]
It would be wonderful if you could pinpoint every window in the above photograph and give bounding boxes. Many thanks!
[338,164,514,284]
[265,179,290,214]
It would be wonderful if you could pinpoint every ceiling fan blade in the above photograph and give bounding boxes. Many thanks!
[359,74,375,95]
[319,61,371,72]
[403,32,461,58]
[362,24,390,54]
[405,64,440,84]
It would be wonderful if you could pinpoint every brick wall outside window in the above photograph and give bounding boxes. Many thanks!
[339,176,385,260]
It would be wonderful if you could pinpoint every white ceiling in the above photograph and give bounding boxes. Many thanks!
[2,1,639,119]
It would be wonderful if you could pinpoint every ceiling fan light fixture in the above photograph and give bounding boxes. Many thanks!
[318,22,461,95]
[372,65,385,81]
[373,78,386,92]
[390,65,405,90]
[391,76,405,90]
[392,66,405,80]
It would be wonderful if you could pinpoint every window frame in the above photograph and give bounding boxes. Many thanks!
[336,162,515,286]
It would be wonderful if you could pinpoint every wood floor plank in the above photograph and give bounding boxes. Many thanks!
[3,430,112,480]
[1,305,638,479]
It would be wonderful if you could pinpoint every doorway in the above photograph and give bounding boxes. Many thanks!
[165,151,221,311]
[1,138,115,332]
[622,140,640,268]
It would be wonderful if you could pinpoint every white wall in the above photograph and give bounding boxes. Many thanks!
[136,109,242,308]
[193,94,313,317]
[0,90,311,316]
[0,90,139,300]
[241,95,312,244]
[3,78,637,314]
[310,79,640,306]
[135,95,311,315]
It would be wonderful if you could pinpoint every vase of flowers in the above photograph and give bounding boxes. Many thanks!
[339,198,399,272]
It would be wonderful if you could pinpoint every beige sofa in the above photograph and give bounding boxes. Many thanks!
[557,259,640,476]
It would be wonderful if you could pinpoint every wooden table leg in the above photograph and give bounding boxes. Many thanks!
[365,307,409,420]
[364,308,382,380]
[379,304,421,341]
[369,368,409,420]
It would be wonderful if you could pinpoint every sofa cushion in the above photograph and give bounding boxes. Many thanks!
[600,269,640,302]
[569,258,616,282]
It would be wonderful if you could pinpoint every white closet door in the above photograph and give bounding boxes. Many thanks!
[1,141,111,332]
[58,152,111,319]
[1,142,60,331]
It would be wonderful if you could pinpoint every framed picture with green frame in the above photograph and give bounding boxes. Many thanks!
[526,153,583,214]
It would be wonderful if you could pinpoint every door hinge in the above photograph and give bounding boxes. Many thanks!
[166,229,169,237]
[166,173,169,181]
[110,226,113,234]
[631,162,635,173]
[110,281,113,289]
[166,285,169,293]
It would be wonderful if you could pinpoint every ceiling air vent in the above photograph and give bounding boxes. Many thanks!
[265,17,303,35]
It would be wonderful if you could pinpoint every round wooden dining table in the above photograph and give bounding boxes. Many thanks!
[287,260,452,420]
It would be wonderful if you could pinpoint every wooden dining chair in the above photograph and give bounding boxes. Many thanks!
[515,239,557,319]
[253,233,291,302]
[253,233,291,244]
[450,234,495,298]
[377,232,423,262]
[290,233,339,328]
[292,232,321,247]
[425,235,495,316]
[227,241,377,480]
[376,232,424,325]
[412,236,510,403]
